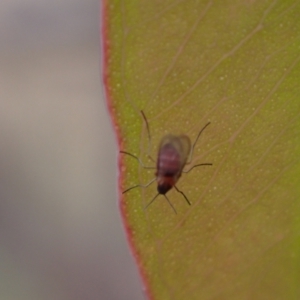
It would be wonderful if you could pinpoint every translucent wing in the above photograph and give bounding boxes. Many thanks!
[157,134,191,174]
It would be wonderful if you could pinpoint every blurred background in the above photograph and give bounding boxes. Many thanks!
[0,0,144,299]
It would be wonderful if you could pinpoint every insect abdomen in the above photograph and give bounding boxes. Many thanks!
[156,144,181,177]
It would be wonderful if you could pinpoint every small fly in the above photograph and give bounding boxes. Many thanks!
[120,111,212,214]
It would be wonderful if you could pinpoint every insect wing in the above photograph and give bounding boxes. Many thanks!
[176,135,191,168]
[158,134,191,174]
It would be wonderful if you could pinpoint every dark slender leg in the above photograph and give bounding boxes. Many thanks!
[140,110,155,162]
[120,151,156,169]
[174,185,191,206]
[122,177,156,194]
[186,122,211,164]
[182,163,212,173]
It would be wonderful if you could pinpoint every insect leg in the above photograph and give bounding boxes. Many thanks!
[140,110,155,162]
[182,163,212,173]
[174,185,191,206]
[120,151,156,169]
[186,122,211,164]
[122,177,156,194]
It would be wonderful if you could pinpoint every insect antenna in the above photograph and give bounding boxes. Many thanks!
[144,193,177,214]
[163,194,177,214]
[144,192,160,210]
[174,185,191,205]
[187,122,211,164]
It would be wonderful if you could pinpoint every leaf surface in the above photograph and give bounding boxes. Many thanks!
[102,1,300,299]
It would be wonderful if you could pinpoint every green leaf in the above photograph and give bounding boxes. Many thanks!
[102,1,300,299]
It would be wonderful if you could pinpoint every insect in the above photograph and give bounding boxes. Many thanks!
[120,111,212,214]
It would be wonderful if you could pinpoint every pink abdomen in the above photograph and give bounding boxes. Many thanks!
[156,144,180,177]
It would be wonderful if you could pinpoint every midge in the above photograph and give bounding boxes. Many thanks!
[120,111,212,214]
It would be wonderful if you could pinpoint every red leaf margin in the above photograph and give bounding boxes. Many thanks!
[100,1,153,299]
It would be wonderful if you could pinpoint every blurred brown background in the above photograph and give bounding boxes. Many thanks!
[0,1,143,299]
